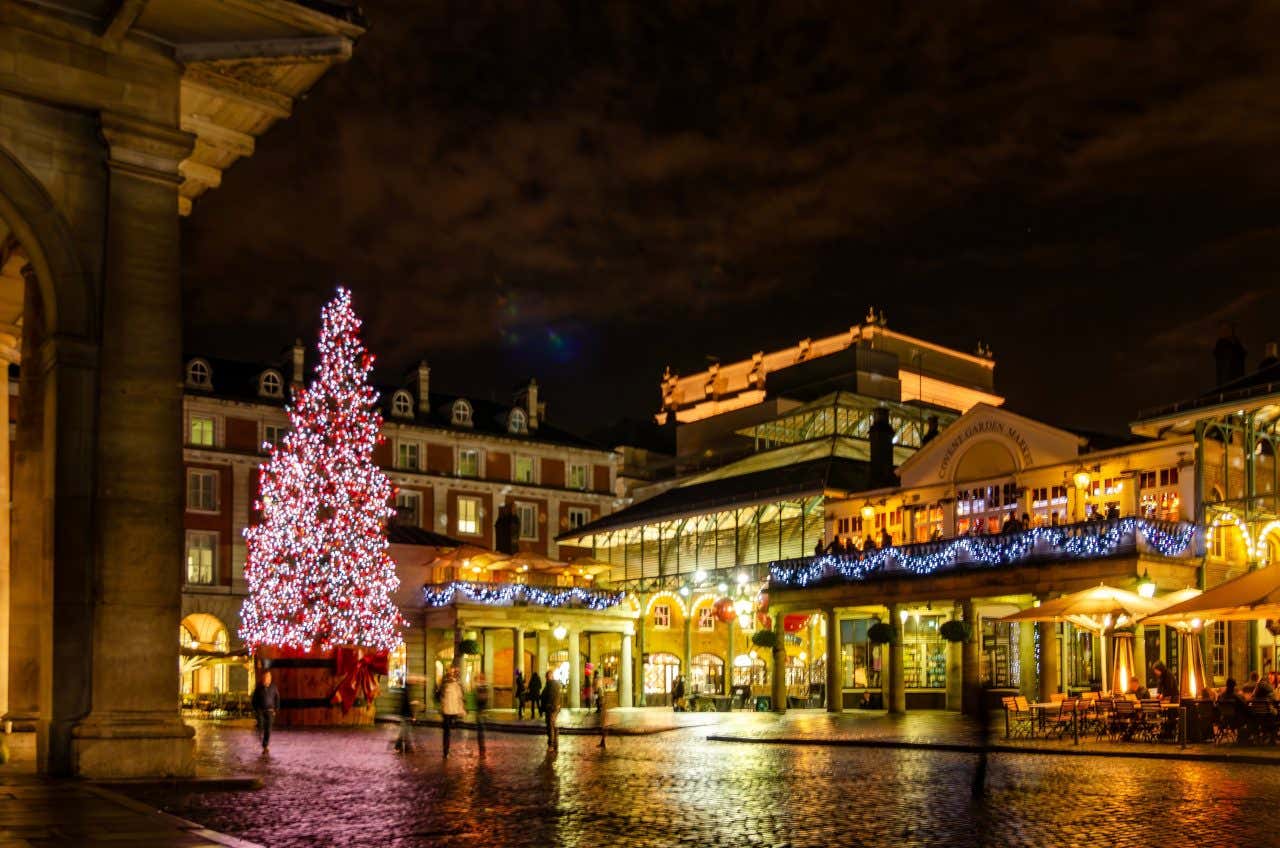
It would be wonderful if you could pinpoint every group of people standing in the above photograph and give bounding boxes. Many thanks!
[817,528,895,559]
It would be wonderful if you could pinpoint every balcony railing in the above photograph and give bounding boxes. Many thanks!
[423,580,627,611]
[768,517,1197,590]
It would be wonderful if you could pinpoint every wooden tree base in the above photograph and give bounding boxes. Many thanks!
[258,648,377,727]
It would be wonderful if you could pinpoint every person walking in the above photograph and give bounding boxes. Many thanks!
[541,670,562,751]
[672,675,686,712]
[474,671,490,754]
[439,667,465,758]
[251,670,280,754]
[394,684,415,753]
[514,669,526,720]
[527,671,543,720]
[596,684,608,749]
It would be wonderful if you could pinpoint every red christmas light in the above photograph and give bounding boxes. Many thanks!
[239,288,405,653]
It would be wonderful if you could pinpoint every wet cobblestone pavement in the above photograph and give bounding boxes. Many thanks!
[126,716,1280,848]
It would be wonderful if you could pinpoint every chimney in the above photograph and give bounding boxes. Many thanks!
[416,360,430,413]
[526,378,539,430]
[290,338,305,387]
[921,414,940,446]
[1213,323,1247,386]
[1261,341,1279,370]
[869,406,895,487]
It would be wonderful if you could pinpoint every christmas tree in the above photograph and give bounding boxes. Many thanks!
[240,288,405,653]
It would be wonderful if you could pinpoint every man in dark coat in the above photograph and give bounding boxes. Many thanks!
[527,671,543,719]
[514,669,527,720]
[251,671,281,753]
[540,671,562,750]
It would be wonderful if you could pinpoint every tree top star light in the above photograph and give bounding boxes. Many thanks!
[240,288,404,653]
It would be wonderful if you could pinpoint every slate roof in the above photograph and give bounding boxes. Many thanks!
[558,456,870,538]
[386,525,464,548]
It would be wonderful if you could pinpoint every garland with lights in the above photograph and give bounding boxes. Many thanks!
[424,580,627,611]
[239,288,405,653]
[769,518,1196,589]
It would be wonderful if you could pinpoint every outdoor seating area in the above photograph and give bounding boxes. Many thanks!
[1001,691,1280,747]
[181,691,254,720]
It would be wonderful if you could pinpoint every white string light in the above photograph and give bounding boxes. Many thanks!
[423,581,626,611]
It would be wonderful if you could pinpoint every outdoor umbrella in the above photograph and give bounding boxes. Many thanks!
[1142,565,1280,625]
[1002,584,1166,692]
[430,544,510,579]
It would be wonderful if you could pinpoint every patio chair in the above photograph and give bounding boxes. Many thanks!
[1048,698,1078,739]
[1243,702,1278,745]
[1108,699,1137,742]
[1135,700,1164,742]
[1214,701,1242,744]
[1002,697,1035,739]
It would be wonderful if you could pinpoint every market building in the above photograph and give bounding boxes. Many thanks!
[179,351,622,709]
[560,319,1277,716]
[0,0,362,776]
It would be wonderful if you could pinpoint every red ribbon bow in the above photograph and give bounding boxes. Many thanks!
[329,647,389,712]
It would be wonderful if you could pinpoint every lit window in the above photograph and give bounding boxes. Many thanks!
[397,440,421,470]
[391,391,413,419]
[652,604,671,629]
[395,491,422,527]
[185,532,216,585]
[186,359,211,388]
[259,370,283,398]
[568,463,588,491]
[698,607,715,632]
[516,502,538,540]
[514,456,536,484]
[456,496,480,536]
[389,643,407,689]
[186,469,218,512]
[188,415,215,447]
[1211,621,1227,680]
[458,449,481,478]
[567,507,591,530]
[509,408,527,434]
[263,424,287,451]
[452,399,473,427]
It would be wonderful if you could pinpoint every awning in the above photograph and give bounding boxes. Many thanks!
[1143,566,1280,624]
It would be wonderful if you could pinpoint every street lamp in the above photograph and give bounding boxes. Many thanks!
[861,503,876,522]
[1073,470,1091,491]
[1137,569,1156,599]
[552,624,567,641]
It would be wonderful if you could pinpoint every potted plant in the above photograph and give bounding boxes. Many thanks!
[939,620,970,643]
[458,638,480,656]
[867,621,895,645]
[751,629,778,650]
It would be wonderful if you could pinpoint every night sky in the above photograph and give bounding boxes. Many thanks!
[183,1,1280,439]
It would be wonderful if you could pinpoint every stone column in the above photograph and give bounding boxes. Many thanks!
[682,613,693,693]
[619,631,633,708]
[6,266,46,744]
[947,604,963,711]
[512,626,525,685]
[726,617,736,697]
[0,331,17,720]
[1038,621,1060,702]
[825,608,841,713]
[771,611,787,713]
[1018,617,1037,700]
[567,627,581,709]
[960,599,981,716]
[1133,624,1146,692]
[229,462,250,593]
[70,114,196,778]
[422,629,436,711]
[1061,623,1072,691]
[888,603,905,714]
[535,630,548,680]
[481,629,494,678]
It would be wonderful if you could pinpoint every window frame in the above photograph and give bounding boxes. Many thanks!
[456,496,481,536]
[515,501,538,541]
[186,468,219,513]
[395,490,422,527]
[452,399,473,427]
[185,530,217,586]
[188,413,217,447]
[652,604,671,629]
[566,507,591,531]
[396,439,422,471]
[513,454,537,484]
[262,423,287,452]
[457,448,482,478]
[186,359,211,389]
[259,369,283,398]
[508,408,527,434]
[568,462,589,491]
[697,606,716,632]
[391,390,414,419]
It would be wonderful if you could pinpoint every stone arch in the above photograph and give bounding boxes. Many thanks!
[0,143,95,340]
[952,439,1020,483]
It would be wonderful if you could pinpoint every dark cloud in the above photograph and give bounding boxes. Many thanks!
[184,0,1280,434]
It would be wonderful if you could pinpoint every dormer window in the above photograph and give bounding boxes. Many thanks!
[508,407,527,434]
[186,359,211,389]
[391,390,414,419]
[452,399,473,427]
[259,370,283,398]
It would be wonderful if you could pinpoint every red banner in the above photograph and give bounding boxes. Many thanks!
[329,646,389,712]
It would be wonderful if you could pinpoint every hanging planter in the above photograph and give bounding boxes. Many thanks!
[867,622,895,645]
[751,629,779,650]
[459,638,480,656]
[939,620,971,643]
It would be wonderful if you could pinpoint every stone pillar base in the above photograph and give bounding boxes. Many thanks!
[70,715,194,779]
